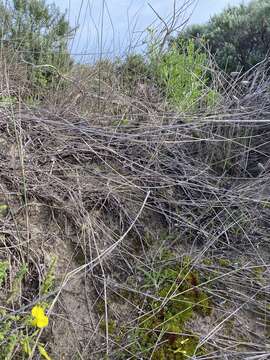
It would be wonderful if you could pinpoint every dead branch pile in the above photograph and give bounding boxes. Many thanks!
[0,66,270,358]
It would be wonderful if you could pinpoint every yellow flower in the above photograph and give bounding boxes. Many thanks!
[31,305,49,328]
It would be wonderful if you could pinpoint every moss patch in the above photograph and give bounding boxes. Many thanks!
[120,255,211,359]
[100,320,117,335]
[218,258,232,267]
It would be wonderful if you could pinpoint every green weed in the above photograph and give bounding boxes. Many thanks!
[117,252,211,359]
[41,256,57,296]
[0,97,16,108]
[149,38,218,112]
[0,258,57,359]
[8,263,28,304]
[0,261,8,287]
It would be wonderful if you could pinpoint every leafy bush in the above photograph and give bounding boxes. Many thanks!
[174,0,270,73]
[117,54,151,93]
[0,0,72,89]
[150,39,216,112]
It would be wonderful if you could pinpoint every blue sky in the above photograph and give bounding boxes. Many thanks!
[54,0,248,62]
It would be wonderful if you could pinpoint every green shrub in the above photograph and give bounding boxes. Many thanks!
[150,39,215,112]
[117,54,151,92]
[1,0,73,91]
[174,0,270,73]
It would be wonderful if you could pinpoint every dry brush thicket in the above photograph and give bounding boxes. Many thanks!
[0,57,270,359]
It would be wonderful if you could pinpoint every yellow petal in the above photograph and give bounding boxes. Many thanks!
[31,305,45,318]
[36,315,49,328]
[38,344,52,360]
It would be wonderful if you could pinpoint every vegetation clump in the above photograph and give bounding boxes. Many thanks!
[1,0,72,94]
[173,0,270,73]
[124,255,211,359]
[150,39,217,112]
[0,258,56,359]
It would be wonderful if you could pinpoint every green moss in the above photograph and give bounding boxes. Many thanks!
[95,298,105,316]
[107,249,212,359]
[100,320,117,335]
[112,118,129,126]
[218,258,232,267]
[202,258,213,266]
[252,266,265,281]
[262,201,270,209]
[114,326,126,344]
[133,303,202,359]
[159,249,175,261]
[223,318,236,335]
[0,96,16,108]
[125,261,211,359]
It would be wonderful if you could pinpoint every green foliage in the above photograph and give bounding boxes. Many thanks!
[1,332,18,360]
[0,261,8,287]
[1,0,72,88]
[218,258,232,267]
[150,39,214,112]
[0,311,21,359]
[121,253,211,359]
[38,344,52,360]
[40,256,57,295]
[0,257,56,359]
[100,320,117,335]
[174,0,270,73]
[117,54,150,92]
[25,95,41,108]
[0,97,16,108]
[0,308,51,359]
[8,263,28,303]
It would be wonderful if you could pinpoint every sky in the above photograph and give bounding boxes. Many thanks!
[54,0,248,62]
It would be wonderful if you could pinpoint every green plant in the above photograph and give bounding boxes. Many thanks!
[0,261,55,359]
[25,95,41,108]
[0,261,8,287]
[0,0,73,90]
[150,39,215,112]
[41,255,57,295]
[119,253,211,359]
[174,0,270,73]
[0,308,51,359]
[0,97,16,107]
[8,263,28,303]
[100,320,117,335]
[117,53,150,91]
